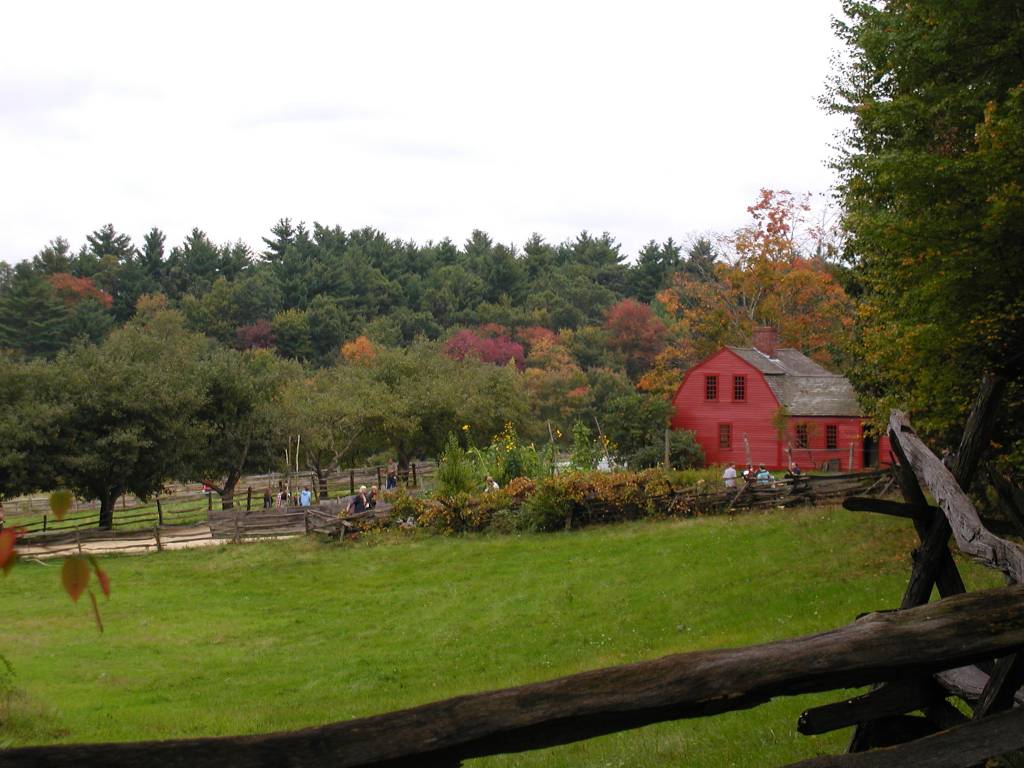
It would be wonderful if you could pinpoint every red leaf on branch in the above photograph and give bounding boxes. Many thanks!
[87,555,111,598]
[0,528,19,574]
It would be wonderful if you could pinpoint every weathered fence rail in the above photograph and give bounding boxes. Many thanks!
[670,469,891,516]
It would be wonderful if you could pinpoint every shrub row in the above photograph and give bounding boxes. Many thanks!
[385,467,722,536]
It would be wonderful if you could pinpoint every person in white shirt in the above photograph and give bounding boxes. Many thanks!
[722,463,737,489]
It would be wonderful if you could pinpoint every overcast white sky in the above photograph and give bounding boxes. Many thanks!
[0,1,848,264]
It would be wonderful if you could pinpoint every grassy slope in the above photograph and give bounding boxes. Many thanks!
[0,507,1002,766]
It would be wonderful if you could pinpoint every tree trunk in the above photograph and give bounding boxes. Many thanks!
[97,491,116,530]
[397,452,410,472]
[219,470,241,511]
[305,454,331,500]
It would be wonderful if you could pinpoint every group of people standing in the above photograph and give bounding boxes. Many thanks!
[262,482,314,509]
[255,459,402,514]
[722,462,803,489]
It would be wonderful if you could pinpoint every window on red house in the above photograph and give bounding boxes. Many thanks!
[795,424,809,449]
[719,423,731,449]
[826,424,838,450]
[705,375,718,400]
[733,375,746,401]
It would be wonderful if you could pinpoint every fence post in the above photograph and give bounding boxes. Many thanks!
[350,469,355,495]
[208,492,213,512]
[412,463,418,488]
[156,497,163,526]
[43,514,48,533]
[76,527,82,554]
[154,525,163,553]
[246,486,252,512]
[233,511,241,544]
[377,466,383,488]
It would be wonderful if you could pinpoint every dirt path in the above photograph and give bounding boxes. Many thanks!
[16,524,224,560]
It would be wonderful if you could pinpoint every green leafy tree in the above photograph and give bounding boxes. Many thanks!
[31,237,74,274]
[827,1,1024,464]
[365,343,531,469]
[0,264,68,358]
[0,355,62,498]
[65,297,115,345]
[279,364,384,494]
[600,391,673,464]
[306,293,353,365]
[139,228,167,284]
[191,348,300,509]
[631,238,683,303]
[271,308,313,361]
[626,430,704,470]
[49,309,209,527]
[180,277,240,344]
[164,228,225,298]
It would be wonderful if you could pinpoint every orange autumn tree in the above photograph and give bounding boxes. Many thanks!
[48,273,113,308]
[640,190,852,397]
[521,334,590,427]
[341,335,377,364]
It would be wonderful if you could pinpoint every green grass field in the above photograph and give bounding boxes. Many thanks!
[0,507,1002,766]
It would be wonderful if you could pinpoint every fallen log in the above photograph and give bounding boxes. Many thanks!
[3,585,1024,768]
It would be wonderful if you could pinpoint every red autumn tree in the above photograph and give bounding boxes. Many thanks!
[48,273,113,308]
[443,329,525,369]
[235,320,276,350]
[602,299,667,380]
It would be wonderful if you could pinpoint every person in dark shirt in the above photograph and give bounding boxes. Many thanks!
[347,486,368,515]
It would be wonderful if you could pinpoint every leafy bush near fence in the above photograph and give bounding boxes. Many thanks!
[436,425,555,498]
[434,434,479,496]
[625,430,704,470]
[411,468,709,536]
[521,470,675,531]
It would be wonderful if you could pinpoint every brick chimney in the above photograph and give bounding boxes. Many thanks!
[752,326,779,358]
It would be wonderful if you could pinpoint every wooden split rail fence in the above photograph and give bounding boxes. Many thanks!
[15,502,396,558]
[4,462,436,531]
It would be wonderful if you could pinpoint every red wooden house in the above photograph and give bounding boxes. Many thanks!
[670,328,888,471]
